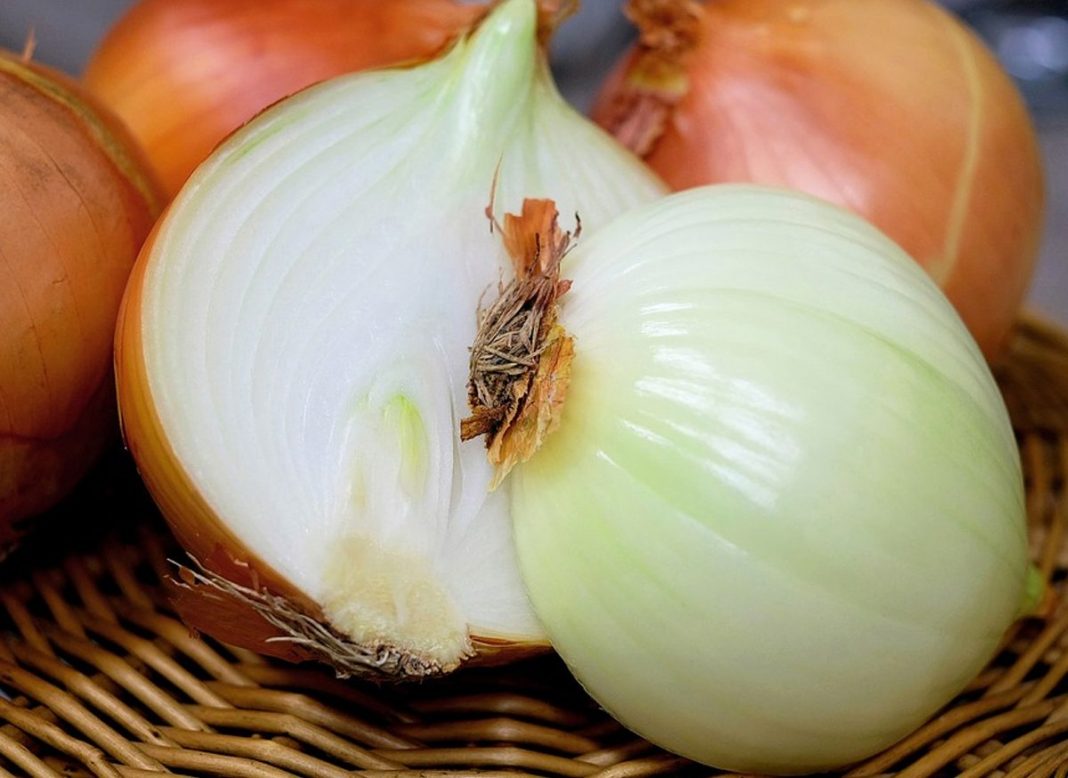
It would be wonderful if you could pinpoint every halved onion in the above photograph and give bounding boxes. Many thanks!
[115,0,664,677]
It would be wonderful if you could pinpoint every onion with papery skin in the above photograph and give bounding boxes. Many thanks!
[0,52,161,552]
[115,0,664,679]
[593,0,1044,360]
[504,185,1030,775]
[84,0,484,198]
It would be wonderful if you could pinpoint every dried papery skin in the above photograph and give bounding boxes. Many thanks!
[0,52,161,548]
[462,199,577,488]
[595,0,702,155]
[593,0,1045,360]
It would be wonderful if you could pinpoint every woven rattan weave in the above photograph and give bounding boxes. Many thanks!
[0,316,1065,778]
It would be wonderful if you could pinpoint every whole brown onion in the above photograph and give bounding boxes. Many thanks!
[0,52,162,550]
[594,0,1045,360]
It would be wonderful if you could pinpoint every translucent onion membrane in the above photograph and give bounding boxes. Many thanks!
[0,52,161,550]
[592,0,1045,360]
[511,185,1030,774]
[84,0,484,198]
[115,0,664,678]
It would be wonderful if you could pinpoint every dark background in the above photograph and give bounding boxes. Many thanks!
[1,0,1065,326]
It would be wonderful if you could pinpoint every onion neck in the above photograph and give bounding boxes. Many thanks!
[597,0,704,156]
[442,0,540,158]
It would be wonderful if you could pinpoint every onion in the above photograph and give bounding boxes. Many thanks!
[0,52,161,551]
[84,0,484,198]
[504,185,1030,774]
[114,0,665,678]
[592,0,1045,360]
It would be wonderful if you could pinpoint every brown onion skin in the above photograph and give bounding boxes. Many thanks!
[593,0,1044,360]
[84,0,484,199]
[0,52,162,550]
[115,225,548,673]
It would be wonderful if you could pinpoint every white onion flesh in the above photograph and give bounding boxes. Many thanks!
[132,0,664,668]
[511,185,1029,774]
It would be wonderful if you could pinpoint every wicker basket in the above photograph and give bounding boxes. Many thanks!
[0,316,1066,778]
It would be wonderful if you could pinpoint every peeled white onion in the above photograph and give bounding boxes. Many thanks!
[510,185,1029,774]
[115,0,664,677]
